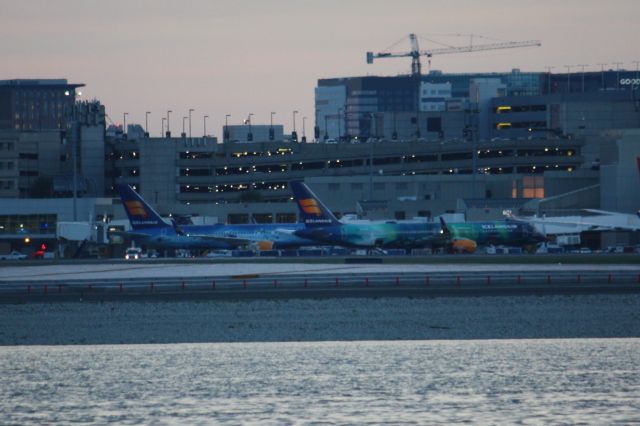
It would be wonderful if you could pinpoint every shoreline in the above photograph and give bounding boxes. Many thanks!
[2,293,639,345]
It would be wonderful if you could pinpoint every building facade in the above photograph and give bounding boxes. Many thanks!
[0,79,84,131]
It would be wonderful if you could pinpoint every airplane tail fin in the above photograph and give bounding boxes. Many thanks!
[116,184,171,230]
[290,181,340,227]
[439,216,451,239]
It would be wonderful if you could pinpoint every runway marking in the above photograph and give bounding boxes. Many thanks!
[0,264,179,280]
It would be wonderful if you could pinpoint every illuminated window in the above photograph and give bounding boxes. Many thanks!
[522,176,544,199]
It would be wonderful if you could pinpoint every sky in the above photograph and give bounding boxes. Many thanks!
[1,0,639,138]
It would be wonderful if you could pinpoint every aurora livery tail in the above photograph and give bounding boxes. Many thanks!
[290,181,340,227]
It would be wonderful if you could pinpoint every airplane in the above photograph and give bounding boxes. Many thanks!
[290,181,545,253]
[290,181,444,249]
[439,217,547,253]
[509,155,640,236]
[116,184,315,250]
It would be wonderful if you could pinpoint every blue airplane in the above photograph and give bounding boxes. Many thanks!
[289,181,443,248]
[116,184,315,250]
[289,181,545,252]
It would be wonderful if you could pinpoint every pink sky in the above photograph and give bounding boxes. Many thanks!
[2,0,638,138]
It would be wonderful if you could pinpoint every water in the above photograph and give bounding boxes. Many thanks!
[2,339,639,424]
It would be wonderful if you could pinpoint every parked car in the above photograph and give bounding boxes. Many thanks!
[0,250,28,260]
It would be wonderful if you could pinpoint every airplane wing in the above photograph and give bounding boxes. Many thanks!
[516,217,640,232]
[581,209,618,216]
[184,233,252,247]
[109,230,155,239]
[274,228,297,235]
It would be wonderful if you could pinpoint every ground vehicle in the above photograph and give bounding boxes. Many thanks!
[0,251,28,260]
[33,250,54,259]
[125,247,142,260]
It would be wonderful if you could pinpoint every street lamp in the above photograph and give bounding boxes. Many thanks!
[577,64,588,92]
[544,66,555,94]
[189,108,194,138]
[123,112,128,137]
[270,112,276,141]
[204,115,209,137]
[166,110,172,137]
[302,116,307,143]
[597,63,608,90]
[224,114,230,142]
[247,113,254,142]
[145,111,150,137]
[161,117,166,137]
[292,110,299,142]
[613,61,623,89]
[182,116,187,137]
[564,65,573,93]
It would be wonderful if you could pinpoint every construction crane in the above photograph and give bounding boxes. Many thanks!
[366,33,541,76]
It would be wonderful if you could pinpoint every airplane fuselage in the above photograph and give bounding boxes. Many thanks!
[125,223,314,250]
[447,221,546,246]
[295,221,443,248]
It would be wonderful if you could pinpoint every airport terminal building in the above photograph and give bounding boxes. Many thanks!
[0,69,639,255]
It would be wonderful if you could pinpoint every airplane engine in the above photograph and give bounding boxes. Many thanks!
[451,239,477,253]
[256,240,274,251]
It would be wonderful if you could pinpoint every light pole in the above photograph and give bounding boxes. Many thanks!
[204,115,209,137]
[302,116,307,143]
[166,110,172,137]
[292,110,299,142]
[247,113,253,142]
[224,114,230,142]
[182,116,187,137]
[544,66,554,94]
[613,61,623,89]
[145,111,150,136]
[270,112,275,141]
[564,65,573,93]
[189,108,194,138]
[597,63,608,90]
[161,117,166,137]
[577,64,588,92]
[123,112,128,137]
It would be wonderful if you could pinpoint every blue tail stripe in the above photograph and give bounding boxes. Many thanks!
[289,181,340,228]
[116,184,171,230]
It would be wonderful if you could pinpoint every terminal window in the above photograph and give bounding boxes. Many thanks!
[522,176,544,199]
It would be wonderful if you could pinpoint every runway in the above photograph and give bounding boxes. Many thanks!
[1,260,640,303]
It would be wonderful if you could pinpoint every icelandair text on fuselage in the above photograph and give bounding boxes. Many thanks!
[305,219,333,224]
[481,224,518,230]
[132,220,161,226]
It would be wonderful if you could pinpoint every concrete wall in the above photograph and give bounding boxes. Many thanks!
[139,138,179,209]
[600,129,640,213]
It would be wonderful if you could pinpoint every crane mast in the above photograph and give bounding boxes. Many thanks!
[367,34,541,76]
